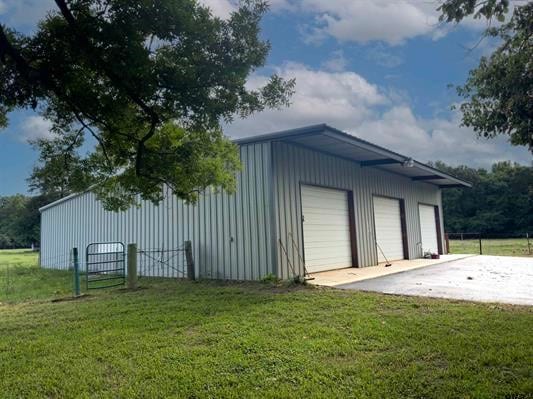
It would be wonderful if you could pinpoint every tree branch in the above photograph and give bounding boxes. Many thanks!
[73,112,112,167]
[135,121,157,175]
[54,0,161,177]
[64,126,85,154]
[0,26,48,87]
[53,0,159,124]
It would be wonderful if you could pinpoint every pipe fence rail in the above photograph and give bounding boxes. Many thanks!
[137,246,187,278]
[446,232,532,257]
[1,241,195,301]
[85,242,126,290]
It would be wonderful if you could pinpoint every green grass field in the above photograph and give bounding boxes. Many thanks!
[0,249,74,302]
[449,238,532,257]
[1,250,532,398]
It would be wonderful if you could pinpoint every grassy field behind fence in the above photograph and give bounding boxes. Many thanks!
[449,238,532,257]
[1,249,532,398]
[0,249,73,303]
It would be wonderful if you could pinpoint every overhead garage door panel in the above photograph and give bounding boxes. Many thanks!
[301,185,352,273]
[419,204,439,254]
[373,196,404,263]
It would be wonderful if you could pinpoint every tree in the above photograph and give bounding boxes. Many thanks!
[0,195,29,248]
[433,161,533,235]
[14,194,57,246]
[438,0,533,152]
[28,129,90,198]
[0,0,294,210]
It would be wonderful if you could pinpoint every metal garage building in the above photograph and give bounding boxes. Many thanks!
[39,124,470,280]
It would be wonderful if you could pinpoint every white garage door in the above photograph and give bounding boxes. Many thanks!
[419,204,439,254]
[301,185,353,273]
[373,196,404,263]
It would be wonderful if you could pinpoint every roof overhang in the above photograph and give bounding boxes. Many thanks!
[39,188,93,212]
[235,124,471,188]
[40,124,471,213]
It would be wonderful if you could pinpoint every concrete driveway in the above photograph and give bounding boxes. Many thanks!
[338,255,533,306]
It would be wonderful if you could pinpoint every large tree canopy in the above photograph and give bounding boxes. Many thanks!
[433,161,532,235]
[0,0,294,210]
[28,130,90,198]
[438,0,532,152]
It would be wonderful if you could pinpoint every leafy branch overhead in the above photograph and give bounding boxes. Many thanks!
[0,0,295,210]
[438,0,532,152]
[438,0,511,23]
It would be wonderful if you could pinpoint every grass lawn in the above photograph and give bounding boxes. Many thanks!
[449,238,532,257]
[0,249,74,303]
[1,250,532,398]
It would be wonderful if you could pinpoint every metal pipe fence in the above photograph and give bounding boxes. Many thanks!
[1,241,194,302]
[137,246,187,278]
[446,232,532,257]
[39,244,191,278]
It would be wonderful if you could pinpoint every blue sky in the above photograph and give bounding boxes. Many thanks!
[0,0,530,196]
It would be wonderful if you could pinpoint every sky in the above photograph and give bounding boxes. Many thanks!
[0,0,531,196]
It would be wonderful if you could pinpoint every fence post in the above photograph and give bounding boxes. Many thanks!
[527,233,531,255]
[72,247,80,297]
[479,234,482,255]
[185,241,195,280]
[127,243,138,289]
[445,233,450,254]
[5,264,10,300]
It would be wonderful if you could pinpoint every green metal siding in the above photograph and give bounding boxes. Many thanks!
[272,141,444,279]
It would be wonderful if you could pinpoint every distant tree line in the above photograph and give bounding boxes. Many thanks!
[0,194,58,248]
[434,161,532,235]
[0,134,85,249]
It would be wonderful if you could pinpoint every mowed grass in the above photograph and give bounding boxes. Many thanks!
[449,238,532,257]
[1,250,532,398]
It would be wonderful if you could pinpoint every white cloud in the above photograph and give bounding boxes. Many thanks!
[17,116,55,143]
[198,0,237,19]
[227,62,387,134]
[282,0,512,46]
[198,0,295,19]
[321,50,347,72]
[417,112,531,167]
[366,45,404,68]
[296,0,439,46]
[226,63,531,167]
[353,106,431,153]
[352,104,531,167]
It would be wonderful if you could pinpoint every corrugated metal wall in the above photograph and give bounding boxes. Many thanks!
[40,142,274,280]
[272,141,444,279]
[40,139,447,281]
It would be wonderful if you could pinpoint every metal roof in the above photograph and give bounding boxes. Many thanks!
[39,188,93,212]
[40,123,470,212]
[235,124,471,188]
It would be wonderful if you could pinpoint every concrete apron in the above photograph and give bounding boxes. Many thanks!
[308,254,474,287]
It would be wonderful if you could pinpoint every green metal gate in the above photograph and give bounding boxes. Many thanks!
[86,242,125,289]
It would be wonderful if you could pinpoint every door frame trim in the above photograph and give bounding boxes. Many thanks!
[434,206,443,255]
